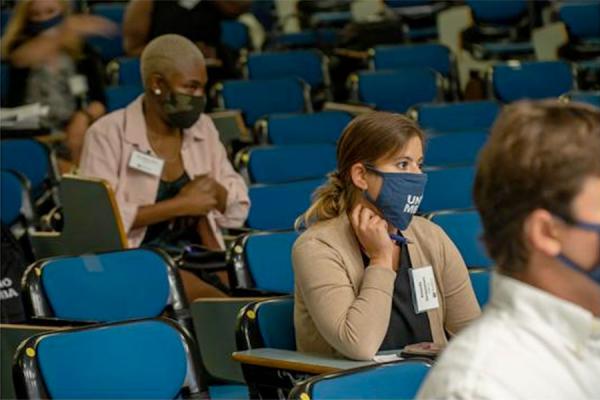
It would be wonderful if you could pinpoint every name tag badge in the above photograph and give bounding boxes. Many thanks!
[408,266,440,314]
[69,74,88,97]
[129,150,164,177]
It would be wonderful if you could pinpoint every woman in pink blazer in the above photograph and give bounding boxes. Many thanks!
[79,34,250,299]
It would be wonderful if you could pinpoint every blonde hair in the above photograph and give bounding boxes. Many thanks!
[295,112,425,230]
[140,34,205,89]
[1,0,77,60]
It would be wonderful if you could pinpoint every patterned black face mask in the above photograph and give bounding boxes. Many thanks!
[161,87,206,129]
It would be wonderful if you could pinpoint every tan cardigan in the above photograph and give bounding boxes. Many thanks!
[292,214,481,360]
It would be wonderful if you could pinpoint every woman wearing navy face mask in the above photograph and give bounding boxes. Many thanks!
[293,112,481,360]
[1,0,116,167]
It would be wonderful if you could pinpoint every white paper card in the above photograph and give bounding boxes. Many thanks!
[408,266,440,313]
[178,0,202,10]
[129,150,164,177]
[372,353,402,363]
[69,75,88,97]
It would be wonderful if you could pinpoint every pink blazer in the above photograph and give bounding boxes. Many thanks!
[79,95,250,249]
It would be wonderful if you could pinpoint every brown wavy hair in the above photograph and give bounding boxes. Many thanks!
[296,112,425,229]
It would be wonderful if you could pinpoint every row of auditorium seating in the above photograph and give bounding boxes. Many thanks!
[2,1,598,398]
[9,242,489,398]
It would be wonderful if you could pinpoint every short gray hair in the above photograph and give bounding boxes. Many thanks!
[140,34,205,88]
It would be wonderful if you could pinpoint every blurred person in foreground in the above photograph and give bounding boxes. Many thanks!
[418,100,600,399]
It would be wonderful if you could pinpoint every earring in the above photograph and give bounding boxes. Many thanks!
[154,88,161,95]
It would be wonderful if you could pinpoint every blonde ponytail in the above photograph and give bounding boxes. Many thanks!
[295,171,355,230]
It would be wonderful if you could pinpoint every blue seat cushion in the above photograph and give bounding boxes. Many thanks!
[37,320,188,399]
[41,250,170,322]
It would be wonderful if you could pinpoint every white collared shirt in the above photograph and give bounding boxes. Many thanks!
[417,273,600,400]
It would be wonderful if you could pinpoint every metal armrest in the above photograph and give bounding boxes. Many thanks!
[26,316,96,327]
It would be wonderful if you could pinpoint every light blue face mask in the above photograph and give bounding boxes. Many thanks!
[555,218,600,284]
[363,165,428,233]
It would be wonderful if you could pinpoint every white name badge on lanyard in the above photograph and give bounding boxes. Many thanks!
[129,150,164,177]
[408,266,440,314]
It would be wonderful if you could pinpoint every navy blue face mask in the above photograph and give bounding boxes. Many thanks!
[27,14,64,35]
[555,218,600,285]
[363,165,427,232]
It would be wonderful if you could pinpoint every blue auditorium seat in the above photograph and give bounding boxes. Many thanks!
[429,210,493,269]
[21,249,182,323]
[558,2,600,42]
[247,178,323,230]
[220,77,310,126]
[491,61,574,103]
[12,319,205,399]
[242,145,336,184]
[469,270,491,307]
[221,20,250,51]
[413,100,500,134]
[425,131,488,167]
[290,360,432,400]
[112,57,142,87]
[467,0,527,25]
[0,139,57,203]
[229,231,299,294]
[568,91,600,108]
[264,111,352,145]
[246,50,327,89]
[105,85,143,112]
[235,297,296,398]
[356,68,441,113]
[237,297,296,351]
[0,170,33,228]
[372,43,452,78]
[420,166,475,213]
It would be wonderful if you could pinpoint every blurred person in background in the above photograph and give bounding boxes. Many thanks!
[1,0,116,167]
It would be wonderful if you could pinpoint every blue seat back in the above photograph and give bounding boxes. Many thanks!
[34,320,189,399]
[247,50,325,88]
[39,249,171,322]
[559,2,600,40]
[373,44,451,77]
[221,20,250,50]
[430,211,493,268]
[416,101,500,134]
[106,85,143,112]
[267,111,352,145]
[569,91,600,108]
[306,360,431,399]
[425,132,488,167]
[420,166,475,213]
[492,61,574,103]
[1,170,27,226]
[247,145,336,184]
[469,270,491,307]
[467,0,527,24]
[0,139,51,199]
[247,179,323,230]
[115,57,142,87]
[255,297,296,350]
[358,68,440,113]
[245,231,298,294]
[222,78,307,126]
